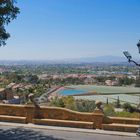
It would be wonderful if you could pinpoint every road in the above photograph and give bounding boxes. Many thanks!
[37,86,62,104]
[0,125,139,140]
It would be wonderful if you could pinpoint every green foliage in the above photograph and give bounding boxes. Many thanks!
[122,103,137,113]
[49,97,65,108]
[118,77,135,86]
[33,84,47,97]
[3,72,25,83]
[115,111,139,118]
[75,99,96,112]
[106,98,108,104]
[135,77,140,87]
[49,96,96,112]
[95,76,106,83]
[62,96,76,110]
[0,0,20,46]
[114,96,121,108]
[122,103,132,111]
[27,74,39,84]
[104,104,116,116]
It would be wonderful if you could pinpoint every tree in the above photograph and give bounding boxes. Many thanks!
[0,0,19,46]
[135,76,140,87]
[106,98,108,105]
[122,103,132,111]
[114,96,121,108]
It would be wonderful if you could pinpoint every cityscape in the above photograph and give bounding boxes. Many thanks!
[0,0,140,140]
[0,61,140,115]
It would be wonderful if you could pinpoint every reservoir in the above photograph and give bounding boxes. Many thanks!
[58,89,87,96]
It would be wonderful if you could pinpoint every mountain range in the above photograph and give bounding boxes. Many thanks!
[0,56,129,65]
[62,56,126,63]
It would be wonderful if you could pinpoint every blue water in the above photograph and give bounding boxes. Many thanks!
[58,89,87,95]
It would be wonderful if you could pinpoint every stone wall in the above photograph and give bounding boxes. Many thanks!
[103,116,140,125]
[103,116,140,132]
[0,104,103,129]
[0,104,139,132]
[0,104,26,116]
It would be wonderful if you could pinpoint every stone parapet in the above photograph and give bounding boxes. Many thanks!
[0,104,139,132]
[0,104,104,129]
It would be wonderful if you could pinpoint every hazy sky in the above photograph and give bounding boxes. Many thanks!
[1,0,140,60]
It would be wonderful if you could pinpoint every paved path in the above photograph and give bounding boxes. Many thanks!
[0,122,139,140]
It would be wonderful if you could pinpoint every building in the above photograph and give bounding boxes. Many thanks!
[0,88,14,100]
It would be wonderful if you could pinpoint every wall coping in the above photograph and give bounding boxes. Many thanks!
[0,104,104,116]
[108,116,140,121]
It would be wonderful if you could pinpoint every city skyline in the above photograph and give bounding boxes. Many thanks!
[1,0,140,60]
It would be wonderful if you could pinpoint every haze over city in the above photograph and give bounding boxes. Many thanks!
[1,0,140,61]
[1,1,140,139]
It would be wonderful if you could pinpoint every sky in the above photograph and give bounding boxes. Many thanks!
[1,0,140,60]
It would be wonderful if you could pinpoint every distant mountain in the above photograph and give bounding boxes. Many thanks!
[60,56,126,63]
[0,56,127,65]
[86,56,126,63]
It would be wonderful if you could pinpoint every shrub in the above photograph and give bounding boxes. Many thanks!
[104,104,116,116]
[115,111,140,118]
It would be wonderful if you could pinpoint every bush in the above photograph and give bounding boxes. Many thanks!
[104,104,116,116]
[122,103,132,111]
[115,111,140,118]
[49,97,95,112]
[75,99,96,112]
[122,103,137,113]
[49,97,65,108]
